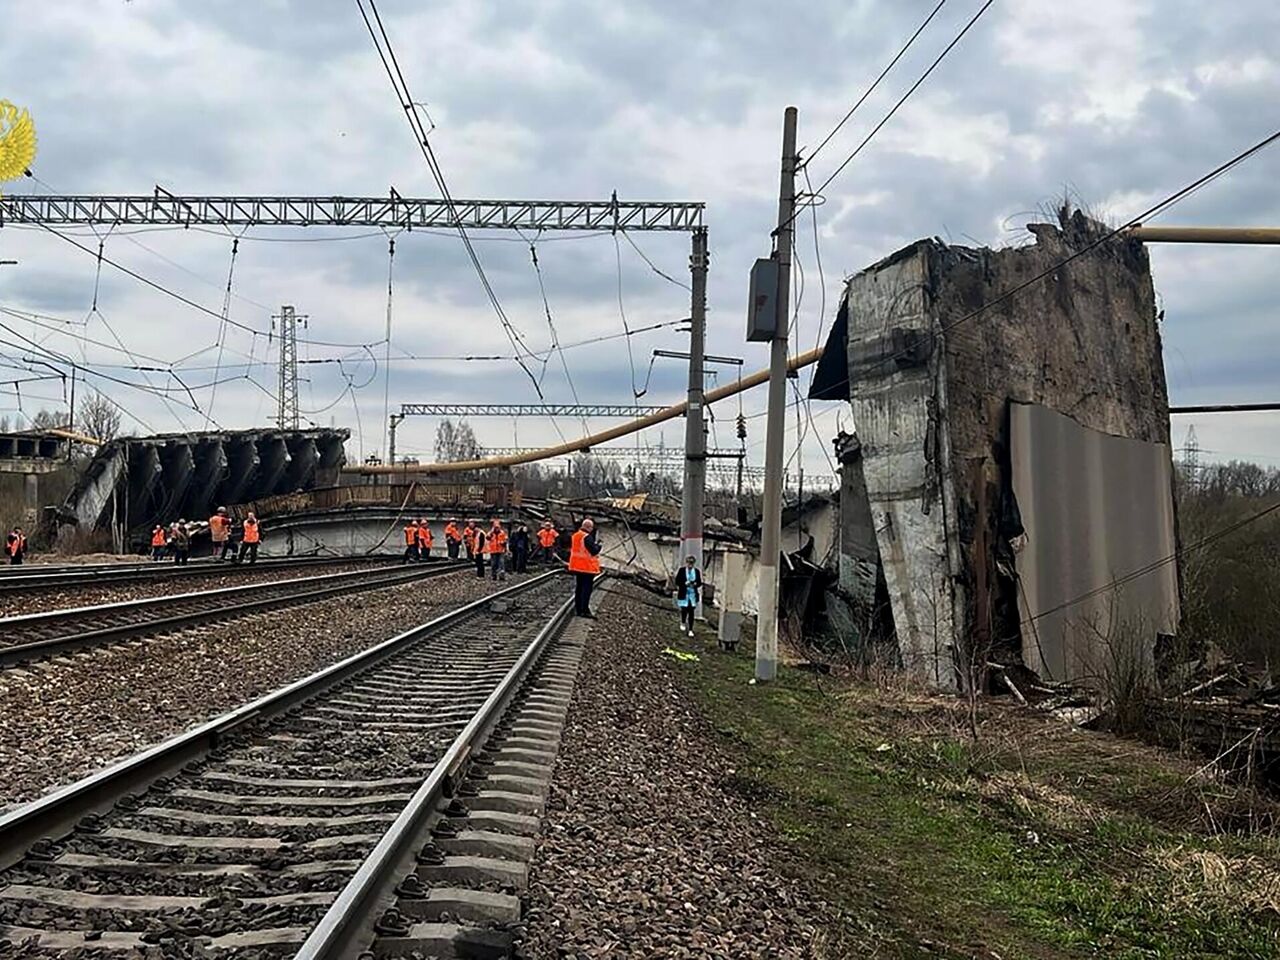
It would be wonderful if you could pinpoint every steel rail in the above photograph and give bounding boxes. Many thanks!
[0,554,395,593]
[293,578,587,960]
[0,570,562,869]
[0,561,467,668]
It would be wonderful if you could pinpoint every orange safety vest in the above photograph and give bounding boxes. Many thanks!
[6,534,26,557]
[463,527,477,550]
[151,529,167,548]
[209,515,231,541]
[568,530,600,574]
[243,520,261,544]
[486,528,507,555]
[417,525,433,547]
[444,523,461,543]
[404,525,418,545]
[537,528,557,548]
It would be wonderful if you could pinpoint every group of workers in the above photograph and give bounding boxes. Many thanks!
[149,507,262,564]
[403,517,564,583]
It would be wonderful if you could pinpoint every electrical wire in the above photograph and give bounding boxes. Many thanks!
[32,221,382,350]
[787,0,997,233]
[205,234,241,428]
[355,0,546,396]
[803,0,948,167]
[816,125,1280,397]
[1024,498,1280,628]
[612,232,643,398]
[620,230,690,291]
[522,234,581,440]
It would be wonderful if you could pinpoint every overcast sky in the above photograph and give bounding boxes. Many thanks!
[1,0,1278,479]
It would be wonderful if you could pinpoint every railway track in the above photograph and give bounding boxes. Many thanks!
[0,554,397,595]
[0,561,467,668]
[0,572,585,957]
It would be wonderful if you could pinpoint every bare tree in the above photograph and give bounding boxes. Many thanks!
[78,390,122,443]
[434,419,480,463]
[30,409,66,430]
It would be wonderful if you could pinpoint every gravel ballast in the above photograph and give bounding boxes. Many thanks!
[0,559,389,618]
[0,569,545,808]
[522,583,842,959]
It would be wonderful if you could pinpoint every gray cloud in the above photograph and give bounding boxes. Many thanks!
[0,0,1276,468]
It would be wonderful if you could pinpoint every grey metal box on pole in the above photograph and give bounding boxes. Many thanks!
[746,258,780,341]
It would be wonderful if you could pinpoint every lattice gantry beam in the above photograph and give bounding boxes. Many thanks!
[0,193,705,232]
[401,403,667,418]
[479,447,745,460]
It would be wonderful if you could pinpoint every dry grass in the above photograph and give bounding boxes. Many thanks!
[1153,846,1280,916]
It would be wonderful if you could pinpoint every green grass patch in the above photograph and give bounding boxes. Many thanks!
[667,616,1280,959]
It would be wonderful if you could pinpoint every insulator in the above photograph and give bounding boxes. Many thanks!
[736,413,747,440]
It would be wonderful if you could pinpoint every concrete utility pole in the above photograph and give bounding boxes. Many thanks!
[680,226,709,616]
[756,106,798,682]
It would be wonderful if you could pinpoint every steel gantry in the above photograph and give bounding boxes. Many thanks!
[399,403,668,418]
[5,187,712,575]
[0,191,704,232]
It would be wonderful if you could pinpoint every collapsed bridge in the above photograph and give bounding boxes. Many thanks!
[56,428,348,550]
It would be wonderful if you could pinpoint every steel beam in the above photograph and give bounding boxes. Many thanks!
[0,193,704,232]
[1169,403,1280,414]
[400,403,666,418]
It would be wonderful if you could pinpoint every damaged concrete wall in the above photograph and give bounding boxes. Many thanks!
[839,210,1174,687]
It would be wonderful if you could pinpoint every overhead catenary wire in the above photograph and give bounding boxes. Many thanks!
[31,221,384,350]
[784,0,997,234]
[612,232,643,398]
[205,234,242,429]
[803,0,948,167]
[355,0,546,397]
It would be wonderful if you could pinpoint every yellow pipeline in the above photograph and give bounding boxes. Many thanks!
[345,345,826,475]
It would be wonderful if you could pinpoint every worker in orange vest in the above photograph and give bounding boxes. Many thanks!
[239,513,262,565]
[403,519,420,564]
[444,519,462,560]
[5,526,28,565]
[209,506,233,562]
[535,521,558,564]
[462,520,478,560]
[417,519,434,559]
[567,518,602,617]
[487,518,509,582]
[150,525,167,561]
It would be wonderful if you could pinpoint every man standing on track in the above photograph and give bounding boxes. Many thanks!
[150,525,167,561]
[444,519,462,560]
[209,506,233,562]
[568,518,602,618]
[170,520,191,565]
[5,526,27,565]
[472,524,488,579]
[487,518,509,582]
[535,520,558,564]
[417,519,433,560]
[511,522,530,574]
[463,520,478,561]
[402,519,420,564]
[239,513,261,565]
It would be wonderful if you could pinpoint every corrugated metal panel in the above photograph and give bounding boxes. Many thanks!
[1010,402,1179,682]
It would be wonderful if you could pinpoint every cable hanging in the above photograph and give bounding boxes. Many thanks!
[205,234,241,429]
[524,235,579,441]
[612,232,643,398]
